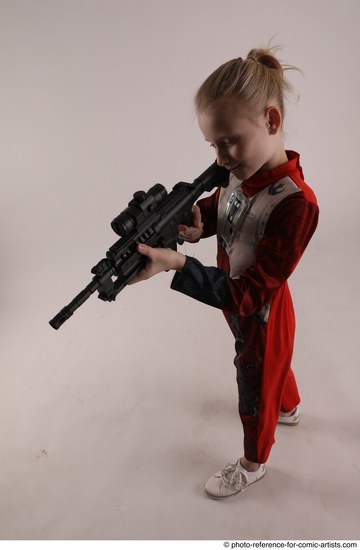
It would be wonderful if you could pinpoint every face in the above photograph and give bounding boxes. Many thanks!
[197,98,285,181]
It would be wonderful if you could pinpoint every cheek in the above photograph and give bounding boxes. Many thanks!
[235,141,253,162]
[251,132,270,156]
[233,142,247,159]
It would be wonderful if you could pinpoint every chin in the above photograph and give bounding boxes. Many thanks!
[232,166,253,181]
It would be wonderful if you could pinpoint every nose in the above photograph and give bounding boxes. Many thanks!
[215,146,230,168]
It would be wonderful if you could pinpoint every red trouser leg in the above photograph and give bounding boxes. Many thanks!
[256,284,298,463]
[225,310,269,464]
[225,283,297,464]
[280,368,300,412]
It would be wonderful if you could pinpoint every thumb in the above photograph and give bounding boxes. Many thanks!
[137,243,152,256]
[192,205,202,227]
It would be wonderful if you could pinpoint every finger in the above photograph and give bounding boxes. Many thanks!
[178,224,189,233]
[137,243,153,256]
[192,205,203,228]
[128,267,148,285]
[128,273,142,285]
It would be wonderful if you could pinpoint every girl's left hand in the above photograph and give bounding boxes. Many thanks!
[128,243,186,284]
[178,204,203,242]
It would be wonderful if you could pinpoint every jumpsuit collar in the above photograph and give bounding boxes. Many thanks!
[241,150,303,197]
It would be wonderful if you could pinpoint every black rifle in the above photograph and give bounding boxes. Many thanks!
[49,162,229,330]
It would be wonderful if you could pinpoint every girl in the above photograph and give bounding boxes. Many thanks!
[130,47,319,499]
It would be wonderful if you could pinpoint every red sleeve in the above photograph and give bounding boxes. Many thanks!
[196,188,220,238]
[228,194,319,316]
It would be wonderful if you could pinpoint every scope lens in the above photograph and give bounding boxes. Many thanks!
[111,212,135,237]
[111,183,167,237]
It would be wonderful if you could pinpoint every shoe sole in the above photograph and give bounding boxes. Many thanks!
[277,416,300,426]
[278,406,300,426]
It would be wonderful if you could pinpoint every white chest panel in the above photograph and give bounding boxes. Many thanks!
[217,174,301,278]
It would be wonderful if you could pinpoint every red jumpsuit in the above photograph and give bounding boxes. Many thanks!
[171,151,319,464]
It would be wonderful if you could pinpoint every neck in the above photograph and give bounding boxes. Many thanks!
[261,146,288,172]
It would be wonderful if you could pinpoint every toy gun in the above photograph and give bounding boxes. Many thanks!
[49,162,229,329]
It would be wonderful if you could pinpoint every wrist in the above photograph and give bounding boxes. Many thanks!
[173,251,186,272]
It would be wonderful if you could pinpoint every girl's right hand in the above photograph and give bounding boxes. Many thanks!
[129,244,186,284]
[178,204,204,242]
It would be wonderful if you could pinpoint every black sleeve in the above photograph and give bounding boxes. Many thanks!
[170,256,232,309]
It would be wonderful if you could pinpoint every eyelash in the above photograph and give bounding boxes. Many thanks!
[210,139,237,148]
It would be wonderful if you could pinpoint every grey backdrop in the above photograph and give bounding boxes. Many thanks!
[1,0,359,541]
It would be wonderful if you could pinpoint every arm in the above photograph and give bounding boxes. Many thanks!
[129,188,221,284]
[177,204,204,242]
[177,188,221,242]
[171,194,319,316]
[129,193,218,284]
[128,244,186,284]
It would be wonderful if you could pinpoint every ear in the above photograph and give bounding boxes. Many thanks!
[265,106,282,134]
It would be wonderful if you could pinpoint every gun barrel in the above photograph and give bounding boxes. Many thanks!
[49,280,99,330]
[49,306,74,330]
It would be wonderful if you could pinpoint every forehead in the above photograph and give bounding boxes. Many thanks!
[197,99,256,140]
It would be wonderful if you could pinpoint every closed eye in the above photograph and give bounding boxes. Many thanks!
[209,137,239,148]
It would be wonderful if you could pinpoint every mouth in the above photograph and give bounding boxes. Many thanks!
[228,164,240,172]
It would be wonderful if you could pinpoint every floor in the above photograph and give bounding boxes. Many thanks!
[1,231,359,542]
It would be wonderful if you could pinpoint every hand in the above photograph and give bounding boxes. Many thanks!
[128,244,186,284]
[178,204,203,242]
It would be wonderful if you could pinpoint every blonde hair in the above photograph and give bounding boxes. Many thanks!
[194,46,299,121]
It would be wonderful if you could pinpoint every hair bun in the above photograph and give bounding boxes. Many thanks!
[195,44,300,121]
[247,48,283,72]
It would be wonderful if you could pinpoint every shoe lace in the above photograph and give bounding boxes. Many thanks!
[220,461,246,491]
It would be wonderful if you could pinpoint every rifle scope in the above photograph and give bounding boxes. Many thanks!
[111,184,167,238]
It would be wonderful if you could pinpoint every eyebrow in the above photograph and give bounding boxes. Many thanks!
[204,135,238,143]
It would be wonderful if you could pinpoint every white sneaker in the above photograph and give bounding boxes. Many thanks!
[278,405,300,425]
[204,459,266,499]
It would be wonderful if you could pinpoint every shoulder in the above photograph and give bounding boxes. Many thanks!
[285,150,318,206]
[267,192,319,236]
[290,174,318,206]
